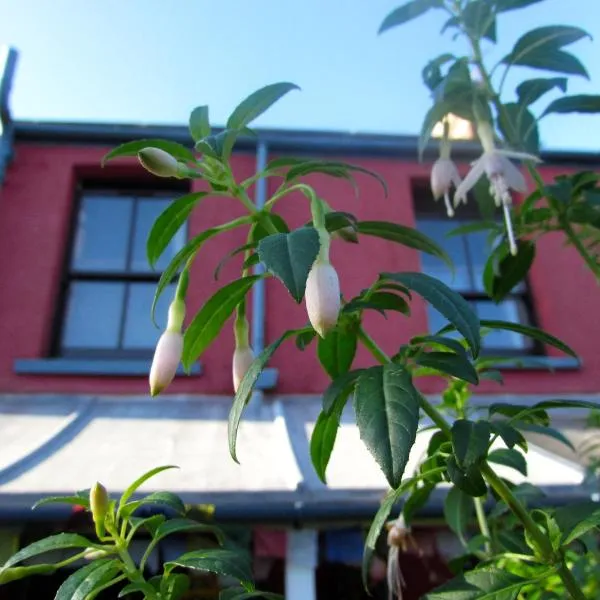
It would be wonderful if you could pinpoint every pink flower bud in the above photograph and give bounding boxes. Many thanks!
[232,346,255,393]
[138,147,182,178]
[149,331,183,396]
[430,158,461,199]
[305,261,341,338]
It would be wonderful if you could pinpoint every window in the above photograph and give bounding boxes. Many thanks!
[413,184,537,355]
[56,187,187,358]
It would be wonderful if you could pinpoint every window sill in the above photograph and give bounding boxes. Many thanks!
[490,357,581,371]
[13,359,279,389]
[14,358,202,377]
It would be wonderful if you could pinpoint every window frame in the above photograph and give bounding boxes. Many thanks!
[411,180,542,357]
[52,182,189,359]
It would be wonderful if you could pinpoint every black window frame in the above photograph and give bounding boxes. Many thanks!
[52,181,189,360]
[411,180,542,357]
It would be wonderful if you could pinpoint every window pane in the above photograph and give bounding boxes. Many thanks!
[71,195,133,272]
[130,198,186,272]
[62,282,125,350]
[417,220,471,290]
[122,283,176,349]
[475,299,533,351]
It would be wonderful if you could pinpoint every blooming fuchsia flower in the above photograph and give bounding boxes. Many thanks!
[454,121,540,256]
[430,157,462,218]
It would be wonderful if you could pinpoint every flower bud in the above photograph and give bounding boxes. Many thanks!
[232,346,255,393]
[90,482,109,537]
[138,147,183,178]
[305,261,341,338]
[149,330,183,396]
[83,547,111,561]
[430,158,461,199]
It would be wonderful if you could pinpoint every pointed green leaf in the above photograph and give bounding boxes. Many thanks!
[32,494,90,510]
[554,501,600,545]
[122,491,186,518]
[461,0,496,43]
[229,329,302,462]
[505,48,589,78]
[354,364,420,487]
[507,25,591,61]
[452,420,491,469]
[496,0,544,11]
[489,402,549,425]
[165,549,253,586]
[147,192,206,267]
[160,573,191,600]
[251,213,290,242]
[102,139,195,166]
[514,422,575,450]
[533,399,600,412]
[516,77,568,106]
[0,564,57,584]
[220,589,283,600]
[317,322,357,379]
[403,483,435,525]
[479,320,576,357]
[446,456,487,497]
[357,221,452,267]
[183,276,262,368]
[379,0,441,34]
[382,272,481,357]
[128,514,166,538]
[490,421,527,451]
[189,106,210,142]
[343,291,410,316]
[424,567,530,599]
[118,465,179,515]
[55,559,121,600]
[497,103,539,154]
[422,53,456,91]
[119,581,158,598]
[488,240,536,302]
[488,448,528,476]
[542,94,600,117]
[227,82,300,130]
[152,518,224,545]
[444,486,474,543]
[415,351,479,384]
[258,229,320,303]
[1,533,96,570]
[321,369,363,413]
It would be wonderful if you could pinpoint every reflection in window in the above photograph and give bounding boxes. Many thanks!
[59,189,187,357]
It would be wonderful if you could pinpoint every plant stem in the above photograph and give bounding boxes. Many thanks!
[556,562,588,600]
[473,496,492,556]
[116,540,159,600]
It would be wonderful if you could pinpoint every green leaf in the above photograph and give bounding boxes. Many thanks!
[122,491,186,518]
[147,192,207,267]
[229,330,301,462]
[221,589,284,600]
[118,465,179,516]
[513,422,575,450]
[354,364,420,487]
[382,272,481,357]
[32,494,90,510]
[533,398,600,412]
[542,94,600,117]
[160,573,191,600]
[487,240,536,302]
[554,502,600,545]
[55,559,120,600]
[214,243,257,281]
[227,82,299,130]
[119,581,159,598]
[310,389,347,484]
[505,47,589,79]
[446,221,500,237]
[506,25,591,63]
[357,221,452,268]
[446,456,487,498]
[516,77,568,106]
[322,369,363,413]
[0,564,57,584]
[490,421,527,451]
[479,320,576,357]
[488,448,528,476]
[489,402,549,425]
[285,160,388,196]
[422,53,456,91]
[411,335,469,358]
[424,567,530,599]
[452,420,491,469]
[496,0,544,11]
[189,106,210,142]
[295,328,317,351]
[344,291,410,317]
[479,369,504,385]
[183,276,262,368]
[128,514,166,538]
[102,139,195,166]
[497,102,539,154]
[444,486,474,543]
[378,0,440,34]
[415,351,479,384]
[165,549,253,586]
[258,229,320,303]
[152,518,224,545]
[461,0,496,43]
[403,483,435,525]
[317,323,357,379]
[0,533,96,570]
[251,213,290,242]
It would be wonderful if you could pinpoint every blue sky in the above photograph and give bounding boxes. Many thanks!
[1,0,599,151]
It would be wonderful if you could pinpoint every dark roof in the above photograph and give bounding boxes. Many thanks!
[13,120,600,166]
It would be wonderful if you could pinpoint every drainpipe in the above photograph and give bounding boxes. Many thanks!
[0,46,18,185]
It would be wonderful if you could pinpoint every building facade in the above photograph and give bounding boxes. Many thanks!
[0,111,599,596]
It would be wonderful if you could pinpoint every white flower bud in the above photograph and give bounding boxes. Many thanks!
[232,346,255,393]
[149,330,183,396]
[430,158,460,199]
[305,261,341,338]
[138,147,182,178]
